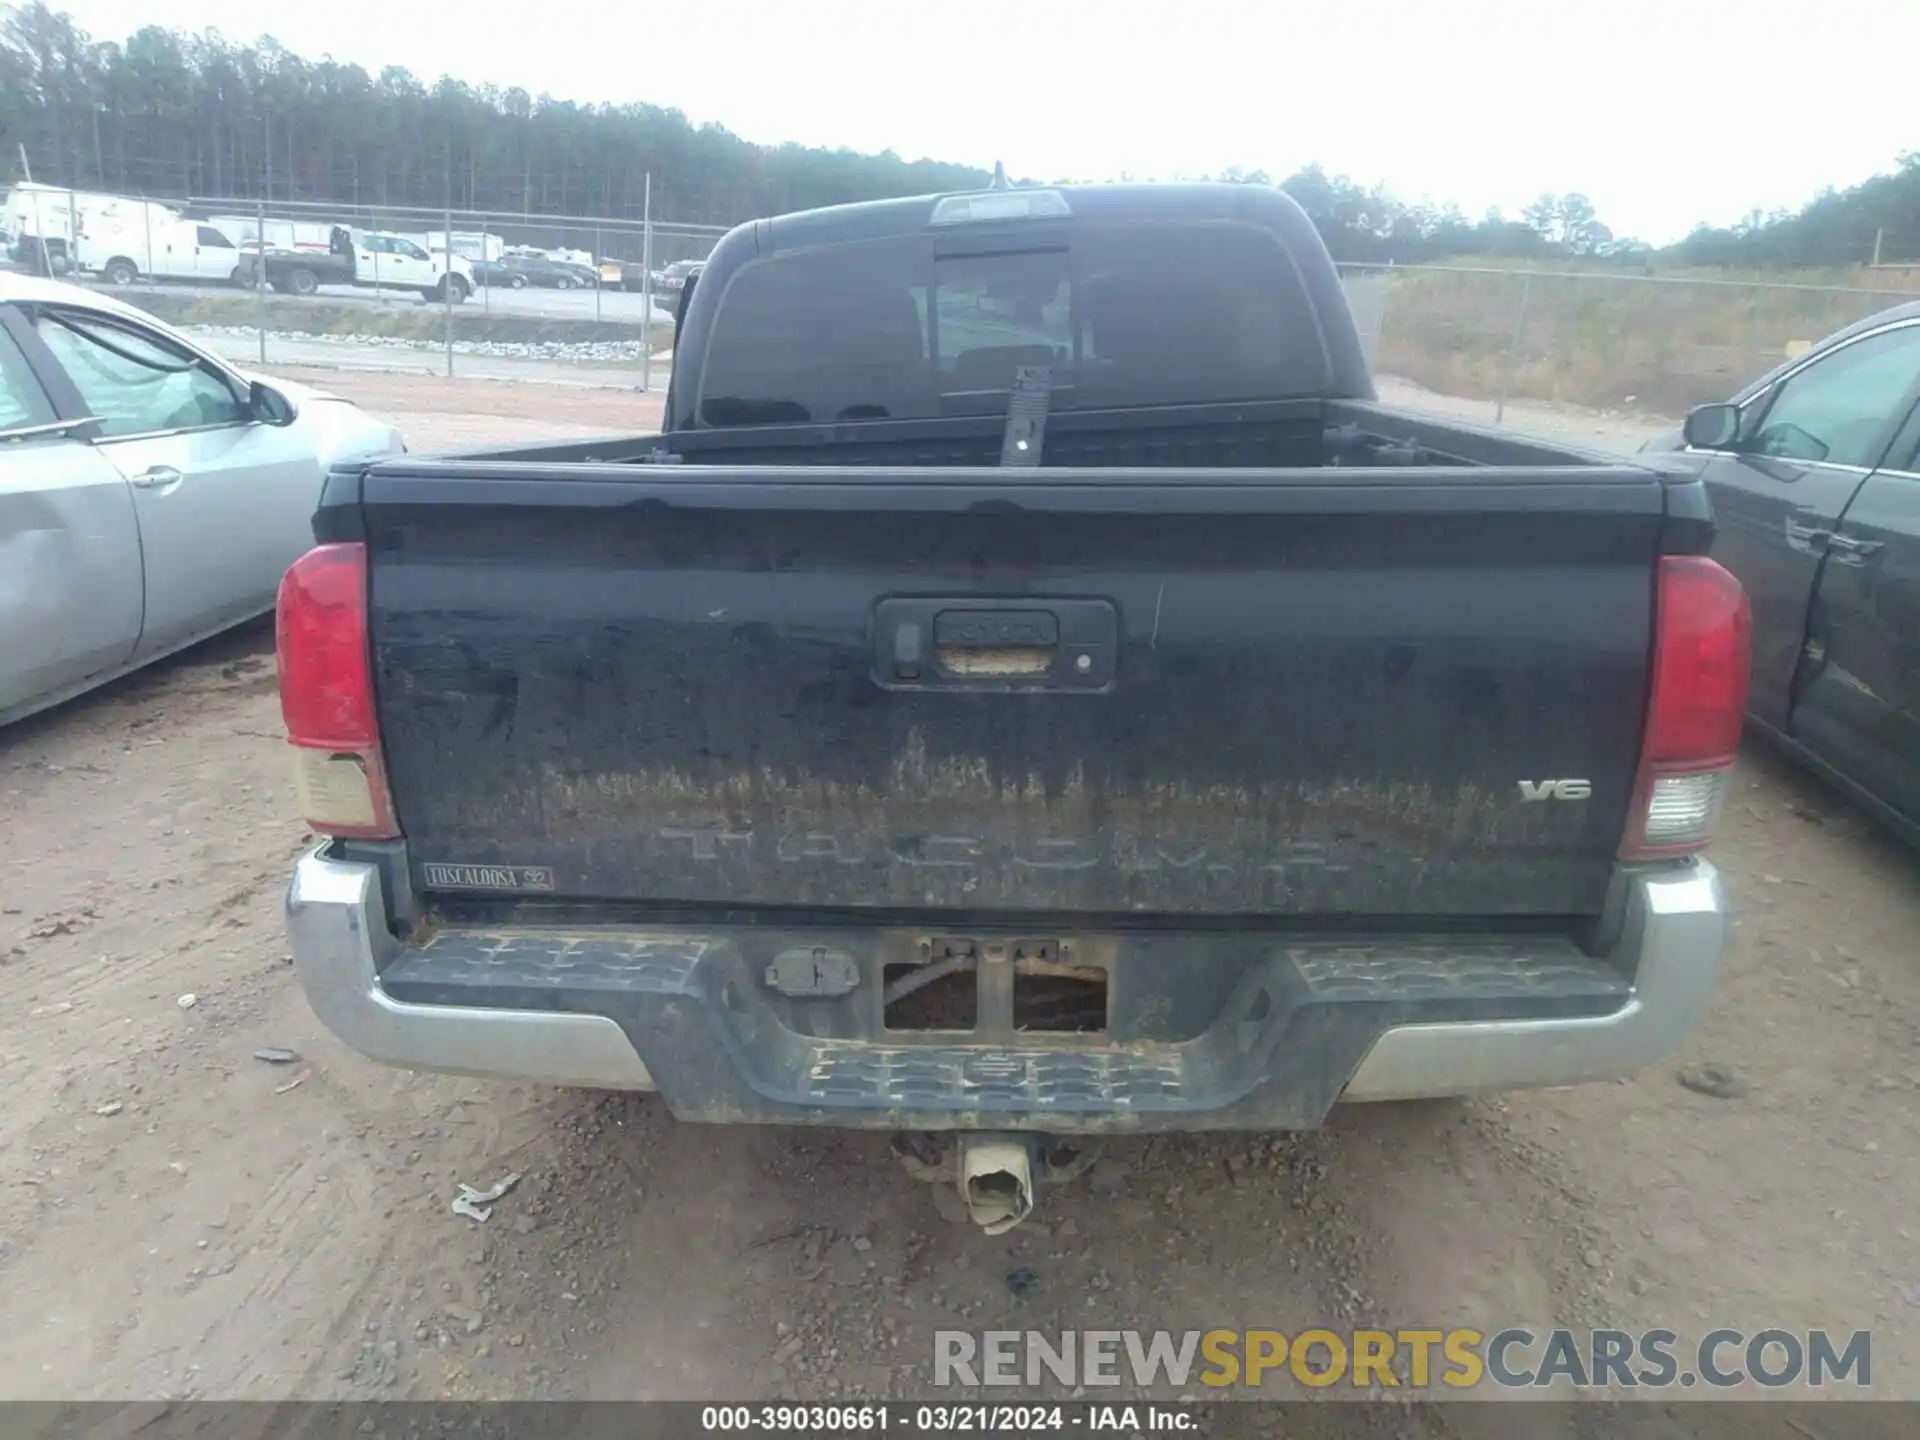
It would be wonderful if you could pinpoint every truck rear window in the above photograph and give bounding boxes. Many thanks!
[696,222,1328,427]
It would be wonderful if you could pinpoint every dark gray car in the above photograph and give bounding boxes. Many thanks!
[500,254,595,290]
[1643,301,1920,842]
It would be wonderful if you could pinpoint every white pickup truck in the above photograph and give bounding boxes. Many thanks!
[234,226,474,303]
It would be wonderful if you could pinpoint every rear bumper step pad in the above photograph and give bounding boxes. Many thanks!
[287,847,1723,1132]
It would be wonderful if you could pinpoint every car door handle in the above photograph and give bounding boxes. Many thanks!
[130,465,184,490]
[1784,517,1832,554]
[1825,533,1884,566]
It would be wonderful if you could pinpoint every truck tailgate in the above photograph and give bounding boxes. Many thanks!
[355,463,1664,918]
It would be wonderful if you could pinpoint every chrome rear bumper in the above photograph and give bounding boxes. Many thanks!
[287,848,1724,1113]
[286,851,655,1090]
[1340,861,1724,1100]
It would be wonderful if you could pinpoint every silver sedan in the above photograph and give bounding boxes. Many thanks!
[1,270,403,726]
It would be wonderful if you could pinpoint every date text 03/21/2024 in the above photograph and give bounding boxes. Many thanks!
[699,1405,1192,1432]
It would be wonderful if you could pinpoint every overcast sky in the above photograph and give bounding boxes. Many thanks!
[47,0,1909,244]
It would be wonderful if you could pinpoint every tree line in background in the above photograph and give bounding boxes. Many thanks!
[0,2,989,225]
[3,1,1916,269]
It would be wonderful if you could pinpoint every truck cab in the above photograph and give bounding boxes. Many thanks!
[345,229,473,302]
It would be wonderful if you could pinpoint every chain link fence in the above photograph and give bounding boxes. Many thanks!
[1339,262,1920,425]
[4,184,724,391]
[1871,227,1920,268]
[13,183,1920,422]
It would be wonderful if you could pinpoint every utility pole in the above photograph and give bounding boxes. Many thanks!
[444,144,456,379]
[255,193,267,367]
[445,192,456,378]
[640,172,654,393]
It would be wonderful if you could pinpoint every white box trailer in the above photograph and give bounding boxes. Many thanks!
[505,242,595,269]
[205,214,341,256]
[3,185,73,270]
[6,183,182,245]
[424,230,506,263]
[6,181,90,243]
[5,184,245,284]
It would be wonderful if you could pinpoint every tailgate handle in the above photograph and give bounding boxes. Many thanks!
[933,610,1059,677]
[872,598,1114,690]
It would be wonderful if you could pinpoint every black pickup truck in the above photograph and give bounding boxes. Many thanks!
[281,184,1746,1227]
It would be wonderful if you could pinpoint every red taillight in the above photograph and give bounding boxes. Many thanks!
[276,543,397,839]
[278,544,374,748]
[1644,556,1752,765]
[1621,556,1752,859]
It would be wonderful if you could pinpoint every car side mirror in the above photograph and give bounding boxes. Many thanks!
[250,380,296,426]
[1683,402,1741,450]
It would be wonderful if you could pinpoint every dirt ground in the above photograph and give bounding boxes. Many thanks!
[3,369,1917,1424]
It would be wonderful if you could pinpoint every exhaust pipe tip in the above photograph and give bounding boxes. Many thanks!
[959,1137,1036,1235]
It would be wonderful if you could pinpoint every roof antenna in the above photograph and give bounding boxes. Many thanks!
[991,161,1009,191]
